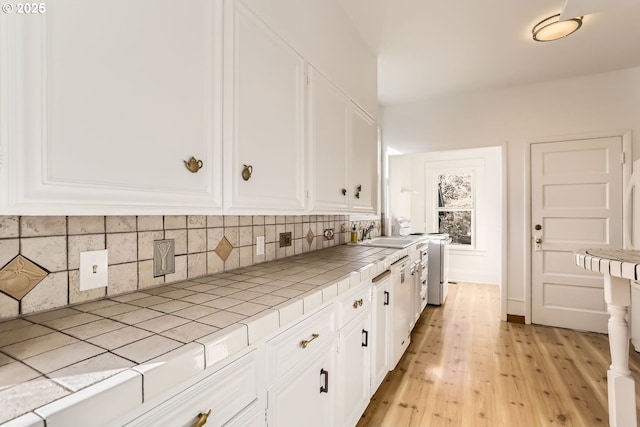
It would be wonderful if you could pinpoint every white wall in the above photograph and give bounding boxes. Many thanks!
[382,66,640,316]
[389,147,502,285]
[242,0,378,116]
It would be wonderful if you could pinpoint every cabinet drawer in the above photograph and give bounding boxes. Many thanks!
[125,351,258,427]
[336,281,372,329]
[266,305,335,385]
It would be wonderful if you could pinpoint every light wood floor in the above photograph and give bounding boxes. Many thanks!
[358,282,640,427]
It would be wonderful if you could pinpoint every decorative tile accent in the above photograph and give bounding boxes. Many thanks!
[215,237,233,262]
[0,255,48,300]
[306,229,314,246]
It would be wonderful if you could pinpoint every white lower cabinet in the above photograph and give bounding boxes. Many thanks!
[123,350,260,427]
[266,346,336,427]
[371,272,391,392]
[265,305,336,427]
[336,309,371,427]
[335,281,372,427]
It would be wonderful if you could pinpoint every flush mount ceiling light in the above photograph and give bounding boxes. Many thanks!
[532,14,583,42]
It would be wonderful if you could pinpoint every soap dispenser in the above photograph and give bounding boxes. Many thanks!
[350,225,358,243]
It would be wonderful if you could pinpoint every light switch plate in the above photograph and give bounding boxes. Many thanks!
[79,249,108,291]
[256,236,265,256]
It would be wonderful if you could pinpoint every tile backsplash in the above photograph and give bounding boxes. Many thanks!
[0,215,381,319]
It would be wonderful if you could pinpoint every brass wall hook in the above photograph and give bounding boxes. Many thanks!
[242,164,253,181]
[184,157,203,173]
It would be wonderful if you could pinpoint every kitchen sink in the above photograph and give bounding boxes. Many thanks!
[358,237,420,249]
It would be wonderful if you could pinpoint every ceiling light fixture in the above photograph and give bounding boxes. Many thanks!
[532,14,583,42]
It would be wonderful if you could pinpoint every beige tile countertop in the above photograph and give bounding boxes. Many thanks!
[0,244,407,425]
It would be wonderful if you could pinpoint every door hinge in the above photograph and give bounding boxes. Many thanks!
[306,190,309,200]
[622,152,626,164]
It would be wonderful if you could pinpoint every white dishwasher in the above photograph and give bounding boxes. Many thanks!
[389,255,412,369]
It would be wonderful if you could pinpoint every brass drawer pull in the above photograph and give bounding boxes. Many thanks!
[300,333,319,349]
[194,409,211,427]
[352,298,364,309]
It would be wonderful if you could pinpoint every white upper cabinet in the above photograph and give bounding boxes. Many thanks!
[308,68,350,212]
[349,104,379,214]
[223,0,306,213]
[0,0,223,215]
[309,68,379,214]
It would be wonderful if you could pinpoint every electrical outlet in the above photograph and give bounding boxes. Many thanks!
[79,250,108,291]
[279,232,292,248]
[256,236,265,255]
[154,239,175,277]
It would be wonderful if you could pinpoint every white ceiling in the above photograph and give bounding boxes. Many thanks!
[336,0,640,106]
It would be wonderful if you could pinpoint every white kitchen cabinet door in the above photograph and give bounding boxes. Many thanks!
[348,104,379,213]
[223,0,306,213]
[336,311,371,427]
[308,67,350,212]
[0,0,223,215]
[266,345,336,427]
[371,276,391,392]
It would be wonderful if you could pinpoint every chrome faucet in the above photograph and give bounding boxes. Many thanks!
[361,224,375,241]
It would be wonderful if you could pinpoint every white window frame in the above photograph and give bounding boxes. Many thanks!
[425,159,483,250]
[436,169,475,247]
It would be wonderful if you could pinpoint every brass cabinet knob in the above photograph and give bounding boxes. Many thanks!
[242,164,253,181]
[193,410,211,427]
[184,157,203,173]
[535,238,542,244]
[352,298,363,309]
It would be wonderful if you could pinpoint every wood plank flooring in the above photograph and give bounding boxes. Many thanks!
[358,282,640,427]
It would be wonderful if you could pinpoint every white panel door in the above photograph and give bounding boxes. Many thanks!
[531,137,623,333]
[349,104,378,213]
[1,0,223,214]
[308,67,350,212]
[223,0,306,213]
[266,345,335,427]
[371,278,390,392]
[336,312,371,427]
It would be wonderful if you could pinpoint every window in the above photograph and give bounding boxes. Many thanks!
[436,172,473,246]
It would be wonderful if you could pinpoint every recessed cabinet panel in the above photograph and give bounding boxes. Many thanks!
[267,346,336,427]
[337,311,371,427]
[371,278,390,392]
[223,0,306,212]
[309,68,349,212]
[349,104,378,213]
[3,0,223,214]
